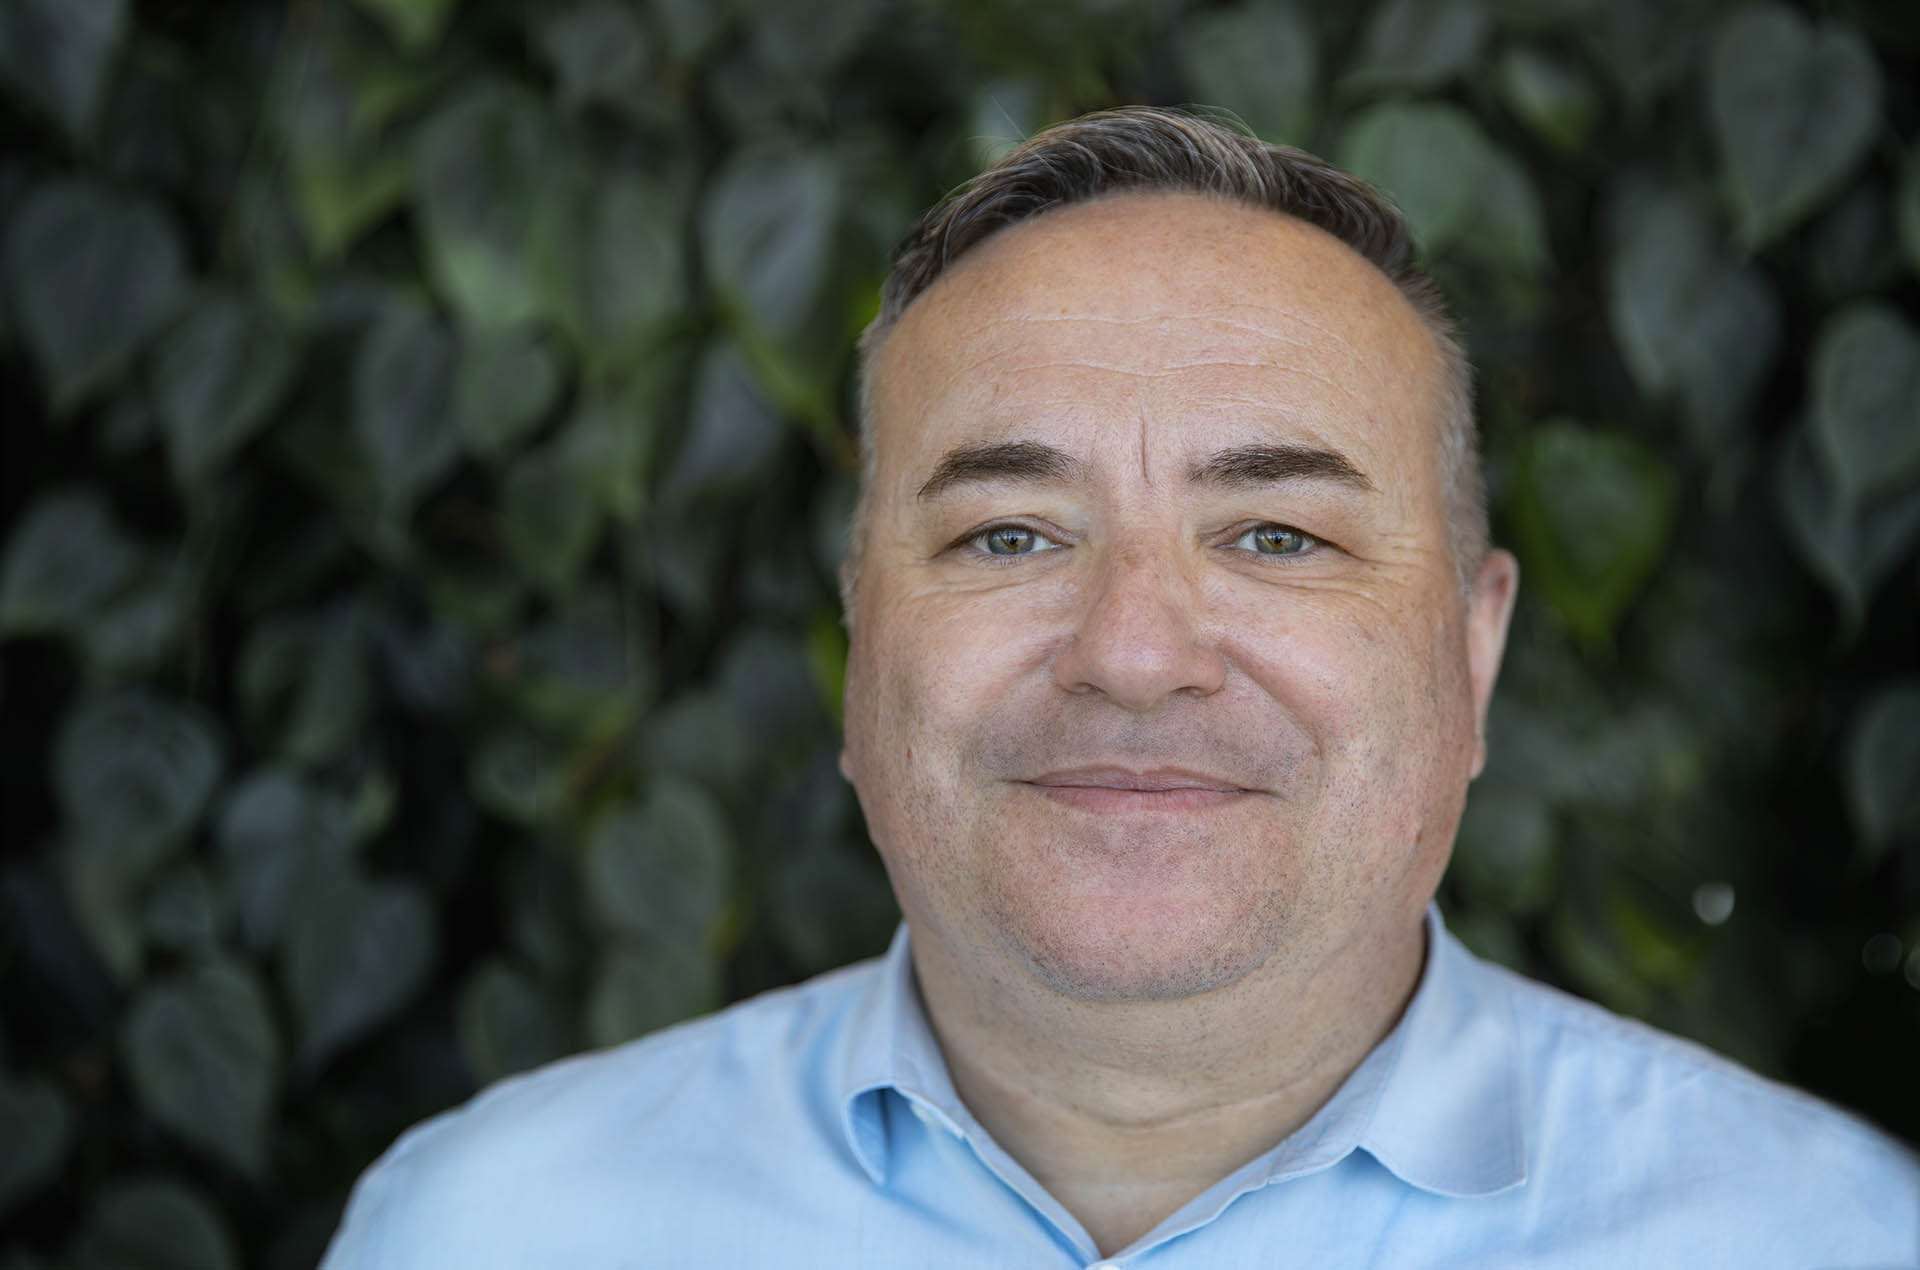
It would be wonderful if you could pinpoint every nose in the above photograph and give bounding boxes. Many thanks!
[1051,548,1228,711]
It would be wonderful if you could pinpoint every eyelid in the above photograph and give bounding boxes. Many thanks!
[951,518,1069,557]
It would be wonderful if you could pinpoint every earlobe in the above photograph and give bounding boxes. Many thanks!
[1466,549,1519,779]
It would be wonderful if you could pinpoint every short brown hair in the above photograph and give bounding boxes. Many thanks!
[850,106,1485,599]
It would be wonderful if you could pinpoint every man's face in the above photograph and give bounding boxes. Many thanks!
[842,193,1515,1003]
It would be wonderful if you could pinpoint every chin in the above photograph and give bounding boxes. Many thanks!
[991,888,1292,1004]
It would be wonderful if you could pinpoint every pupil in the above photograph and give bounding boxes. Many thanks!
[991,528,1031,554]
[1258,527,1298,553]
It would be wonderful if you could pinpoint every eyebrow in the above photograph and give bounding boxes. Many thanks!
[1188,443,1374,492]
[917,441,1085,499]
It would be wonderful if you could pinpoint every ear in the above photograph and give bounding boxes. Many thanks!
[1465,549,1519,779]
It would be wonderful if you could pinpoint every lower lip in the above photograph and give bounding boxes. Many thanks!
[1026,784,1252,813]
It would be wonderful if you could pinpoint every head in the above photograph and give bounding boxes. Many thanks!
[839,107,1517,1006]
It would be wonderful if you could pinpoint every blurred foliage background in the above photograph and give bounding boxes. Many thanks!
[1,0,1917,1264]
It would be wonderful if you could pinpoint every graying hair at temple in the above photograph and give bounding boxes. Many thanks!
[846,105,1486,599]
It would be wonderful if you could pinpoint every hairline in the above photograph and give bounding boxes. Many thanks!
[843,114,1486,611]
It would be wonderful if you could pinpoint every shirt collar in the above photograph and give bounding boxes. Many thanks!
[836,907,1526,1198]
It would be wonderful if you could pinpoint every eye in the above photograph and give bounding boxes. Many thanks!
[1231,523,1316,556]
[968,524,1062,556]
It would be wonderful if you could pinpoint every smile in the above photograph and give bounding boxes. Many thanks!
[1021,766,1257,813]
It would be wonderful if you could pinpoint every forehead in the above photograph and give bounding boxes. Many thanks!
[867,193,1444,470]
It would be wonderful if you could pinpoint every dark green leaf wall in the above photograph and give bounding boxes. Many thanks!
[2,0,1916,1262]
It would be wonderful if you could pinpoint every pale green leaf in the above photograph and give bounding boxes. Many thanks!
[0,1072,71,1217]
[154,291,297,487]
[1337,102,1492,252]
[584,777,732,945]
[1510,420,1676,648]
[0,487,141,637]
[1606,183,1781,449]
[1178,4,1317,144]
[279,45,413,258]
[55,692,223,884]
[585,937,721,1047]
[1708,6,1883,246]
[534,2,651,113]
[1775,429,1920,624]
[121,961,278,1177]
[414,83,562,333]
[1346,0,1487,94]
[701,146,840,342]
[284,872,435,1072]
[350,0,457,51]
[68,1177,237,1270]
[1809,304,1920,506]
[0,0,127,139]
[1497,46,1599,153]
[456,961,569,1085]
[4,178,188,411]
[215,767,356,949]
[665,340,784,503]
[352,297,460,512]
[502,438,603,595]
[1846,682,1920,856]
[455,324,562,457]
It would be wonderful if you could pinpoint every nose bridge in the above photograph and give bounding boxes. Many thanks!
[1054,530,1227,709]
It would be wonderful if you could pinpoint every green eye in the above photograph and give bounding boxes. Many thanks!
[1236,524,1312,555]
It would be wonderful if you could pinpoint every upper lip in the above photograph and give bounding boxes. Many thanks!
[1025,766,1251,793]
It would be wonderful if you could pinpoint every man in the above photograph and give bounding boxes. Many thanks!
[322,108,1918,1267]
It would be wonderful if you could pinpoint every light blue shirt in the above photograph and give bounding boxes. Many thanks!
[322,910,1920,1268]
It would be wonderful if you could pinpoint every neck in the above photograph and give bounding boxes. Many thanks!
[910,916,1427,1258]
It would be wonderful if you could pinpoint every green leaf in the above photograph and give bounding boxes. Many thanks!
[414,82,564,333]
[1346,0,1487,94]
[455,324,562,458]
[0,487,141,637]
[1461,149,1549,277]
[701,146,840,343]
[533,2,652,114]
[1606,183,1781,450]
[55,692,223,884]
[154,290,297,487]
[1846,682,1920,857]
[585,936,722,1047]
[1898,155,1920,280]
[1177,4,1317,144]
[562,170,684,373]
[215,768,355,948]
[511,586,648,731]
[1510,421,1677,649]
[1708,6,1882,247]
[503,439,604,596]
[4,178,188,411]
[68,1177,237,1270]
[743,0,875,81]
[1809,304,1920,506]
[0,1072,71,1218]
[584,777,732,946]
[80,564,191,677]
[238,606,370,767]
[140,866,223,953]
[122,960,278,1177]
[353,297,461,513]
[1775,429,1920,624]
[1497,46,1600,153]
[664,340,785,504]
[456,961,569,1085]
[1336,102,1492,252]
[469,729,573,827]
[1451,785,1557,913]
[278,42,413,258]
[350,0,457,51]
[283,871,435,1072]
[0,0,127,139]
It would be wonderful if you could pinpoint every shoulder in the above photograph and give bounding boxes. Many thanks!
[1473,952,1919,1246]
[320,957,883,1267]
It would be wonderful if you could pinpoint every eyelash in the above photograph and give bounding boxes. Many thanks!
[952,520,1324,560]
